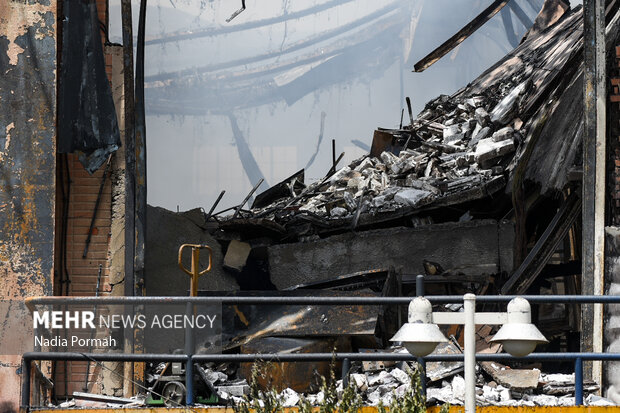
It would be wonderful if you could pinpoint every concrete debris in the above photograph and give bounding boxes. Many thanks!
[138,347,614,409]
[390,367,411,386]
[65,393,145,408]
[350,373,369,391]
[586,394,616,406]
[224,74,532,233]
[394,188,434,207]
[425,342,464,382]
[427,381,461,405]
[451,375,466,401]
[280,388,301,407]
[330,206,348,217]
[72,392,142,406]
[485,365,541,391]
[474,137,515,165]
[223,240,252,272]
[368,370,396,386]
[205,370,228,384]
[216,383,250,397]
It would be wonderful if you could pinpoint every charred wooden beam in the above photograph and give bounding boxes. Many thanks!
[206,190,226,221]
[233,179,265,219]
[121,0,137,395]
[134,0,147,297]
[500,193,581,295]
[413,0,510,72]
[121,0,136,298]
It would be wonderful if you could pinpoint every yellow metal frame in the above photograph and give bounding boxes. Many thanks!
[178,244,213,297]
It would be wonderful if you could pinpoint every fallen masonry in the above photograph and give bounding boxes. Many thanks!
[62,352,614,408]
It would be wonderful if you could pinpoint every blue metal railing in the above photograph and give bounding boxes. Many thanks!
[22,293,620,409]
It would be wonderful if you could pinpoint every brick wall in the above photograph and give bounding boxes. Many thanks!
[66,155,113,295]
[53,0,118,398]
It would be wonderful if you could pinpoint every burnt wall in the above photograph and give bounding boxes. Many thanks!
[0,0,57,411]
[269,219,514,290]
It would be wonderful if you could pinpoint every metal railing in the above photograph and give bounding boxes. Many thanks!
[21,293,620,409]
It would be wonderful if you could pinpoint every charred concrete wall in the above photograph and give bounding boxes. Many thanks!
[146,205,239,296]
[269,219,514,290]
[0,0,57,411]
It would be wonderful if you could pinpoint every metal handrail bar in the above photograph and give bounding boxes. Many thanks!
[21,294,620,409]
[23,294,620,308]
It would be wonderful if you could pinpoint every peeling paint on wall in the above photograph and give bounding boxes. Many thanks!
[0,0,57,410]
[0,1,54,66]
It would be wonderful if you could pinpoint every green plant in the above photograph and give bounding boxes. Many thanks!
[233,361,449,413]
[298,395,313,413]
[234,362,282,413]
[384,365,450,413]
[318,357,339,413]
[338,381,363,413]
[316,357,363,413]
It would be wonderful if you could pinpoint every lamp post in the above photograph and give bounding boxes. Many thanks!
[391,293,548,413]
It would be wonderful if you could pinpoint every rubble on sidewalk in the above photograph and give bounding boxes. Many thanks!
[221,355,612,408]
[58,355,616,409]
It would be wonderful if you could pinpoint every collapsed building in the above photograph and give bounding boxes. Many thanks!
[3,0,620,411]
[138,1,620,406]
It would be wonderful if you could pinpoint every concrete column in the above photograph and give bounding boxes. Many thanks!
[582,0,606,385]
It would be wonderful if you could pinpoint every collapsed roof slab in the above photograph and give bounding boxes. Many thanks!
[268,219,514,290]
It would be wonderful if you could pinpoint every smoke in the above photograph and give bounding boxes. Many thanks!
[107,0,539,212]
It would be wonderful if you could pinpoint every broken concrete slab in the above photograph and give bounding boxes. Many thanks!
[425,342,464,382]
[223,240,252,272]
[280,388,301,407]
[491,126,514,142]
[216,384,250,397]
[393,188,434,207]
[350,373,369,391]
[389,368,411,386]
[481,363,540,391]
[368,370,396,386]
[268,219,514,289]
[474,137,515,164]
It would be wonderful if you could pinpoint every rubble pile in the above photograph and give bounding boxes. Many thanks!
[243,80,528,224]
[218,5,588,239]
[59,358,616,408]
[144,347,612,408]
[217,363,613,408]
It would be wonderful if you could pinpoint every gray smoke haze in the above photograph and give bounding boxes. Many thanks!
[108,0,542,212]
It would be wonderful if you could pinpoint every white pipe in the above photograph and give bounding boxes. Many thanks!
[464,293,476,413]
